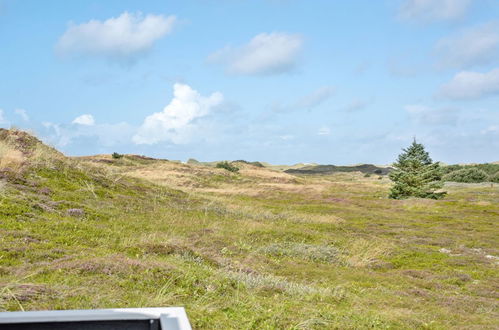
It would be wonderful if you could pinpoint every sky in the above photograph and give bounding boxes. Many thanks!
[1,0,498,165]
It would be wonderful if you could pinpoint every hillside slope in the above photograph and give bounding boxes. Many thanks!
[0,129,498,329]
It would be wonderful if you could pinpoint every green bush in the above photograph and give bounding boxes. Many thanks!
[489,172,499,183]
[443,167,489,183]
[216,161,239,173]
[112,152,123,159]
[234,160,264,168]
[442,163,499,175]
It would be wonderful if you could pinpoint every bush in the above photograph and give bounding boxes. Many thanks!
[489,172,499,183]
[112,152,123,159]
[442,163,499,175]
[364,173,371,178]
[234,160,264,168]
[216,161,239,173]
[443,167,489,183]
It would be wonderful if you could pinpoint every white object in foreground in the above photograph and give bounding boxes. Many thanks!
[0,307,192,330]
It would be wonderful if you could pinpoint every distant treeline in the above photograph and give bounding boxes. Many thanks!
[442,163,499,183]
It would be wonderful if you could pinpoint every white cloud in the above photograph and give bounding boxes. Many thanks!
[208,32,303,75]
[273,86,334,113]
[318,126,331,136]
[481,125,499,134]
[435,21,499,69]
[43,121,134,148]
[405,105,459,125]
[279,135,294,140]
[133,83,224,145]
[344,99,371,112]
[295,86,335,109]
[56,12,176,60]
[398,0,472,23]
[439,68,499,100]
[14,109,29,121]
[72,114,95,126]
[0,109,9,126]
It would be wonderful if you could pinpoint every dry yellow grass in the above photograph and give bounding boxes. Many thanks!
[342,238,393,268]
[0,141,25,172]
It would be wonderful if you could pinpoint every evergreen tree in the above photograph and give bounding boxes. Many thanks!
[389,140,446,199]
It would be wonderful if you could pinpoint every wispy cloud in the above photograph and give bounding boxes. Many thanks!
[14,109,29,121]
[43,120,135,148]
[405,105,459,126]
[398,0,472,23]
[56,12,176,61]
[317,126,331,136]
[435,21,499,69]
[208,32,303,75]
[0,109,9,127]
[344,98,372,112]
[272,86,334,113]
[438,68,499,100]
[72,114,95,126]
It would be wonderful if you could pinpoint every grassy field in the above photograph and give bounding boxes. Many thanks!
[0,129,498,329]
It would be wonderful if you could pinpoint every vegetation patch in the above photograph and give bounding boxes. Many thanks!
[260,243,339,263]
[0,129,497,328]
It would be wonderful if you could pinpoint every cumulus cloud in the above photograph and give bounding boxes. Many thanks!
[272,86,334,113]
[56,12,176,60]
[72,114,95,126]
[133,83,224,145]
[398,0,472,23]
[439,68,499,100]
[208,32,303,75]
[14,109,29,121]
[435,21,499,69]
[405,105,459,125]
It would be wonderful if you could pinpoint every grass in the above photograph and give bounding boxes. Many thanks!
[0,129,498,329]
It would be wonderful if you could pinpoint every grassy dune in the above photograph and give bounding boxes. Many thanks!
[0,129,498,329]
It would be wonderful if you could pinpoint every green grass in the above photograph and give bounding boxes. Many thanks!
[0,142,498,328]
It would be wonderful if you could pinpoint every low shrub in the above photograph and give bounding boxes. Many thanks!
[112,152,123,159]
[234,160,264,168]
[442,163,499,175]
[216,161,239,173]
[443,167,489,183]
[490,172,499,183]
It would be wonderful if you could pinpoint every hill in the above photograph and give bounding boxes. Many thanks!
[0,129,498,328]
[285,163,392,175]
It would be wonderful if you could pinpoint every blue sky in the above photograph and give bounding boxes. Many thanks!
[1,0,498,164]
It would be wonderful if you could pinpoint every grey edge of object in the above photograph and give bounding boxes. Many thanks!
[0,307,192,330]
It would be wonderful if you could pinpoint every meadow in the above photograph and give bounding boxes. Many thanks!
[0,129,498,329]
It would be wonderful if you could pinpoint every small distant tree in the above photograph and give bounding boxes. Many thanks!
[389,140,445,199]
[112,152,123,159]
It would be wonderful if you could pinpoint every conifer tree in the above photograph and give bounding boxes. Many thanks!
[389,140,446,199]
